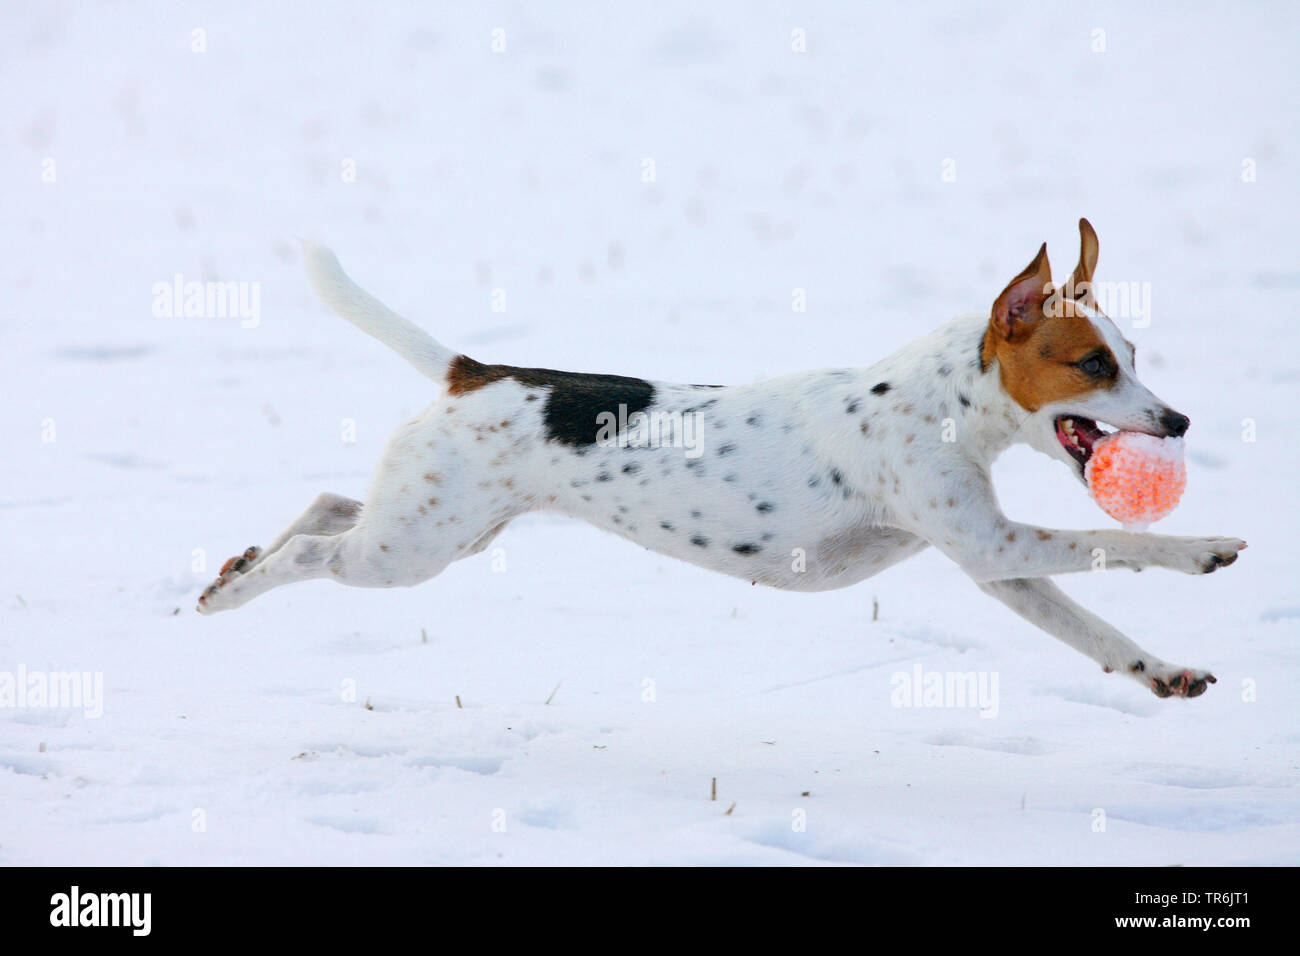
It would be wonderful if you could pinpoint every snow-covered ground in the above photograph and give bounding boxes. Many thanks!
[1,1,1297,865]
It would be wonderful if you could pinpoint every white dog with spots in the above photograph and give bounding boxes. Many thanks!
[200,221,1245,699]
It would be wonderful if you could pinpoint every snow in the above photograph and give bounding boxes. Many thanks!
[1,0,1298,865]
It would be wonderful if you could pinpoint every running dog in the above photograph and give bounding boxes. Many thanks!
[199,220,1245,698]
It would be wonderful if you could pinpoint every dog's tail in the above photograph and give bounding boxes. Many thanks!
[302,243,457,382]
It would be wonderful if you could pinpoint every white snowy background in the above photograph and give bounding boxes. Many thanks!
[1,1,1297,865]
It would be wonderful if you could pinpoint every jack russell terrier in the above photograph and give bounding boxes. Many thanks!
[199,220,1245,698]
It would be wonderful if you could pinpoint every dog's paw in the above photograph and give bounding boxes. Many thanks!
[1129,660,1216,698]
[196,546,260,614]
[1160,537,1246,575]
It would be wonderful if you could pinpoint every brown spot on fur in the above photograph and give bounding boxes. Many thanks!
[447,355,511,395]
[379,544,389,552]
[424,472,442,484]
[1036,530,1052,541]
[1005,531,1017,542]
[428,497,438,506]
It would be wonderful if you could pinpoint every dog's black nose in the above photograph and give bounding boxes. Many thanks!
[1159,410,1190,437]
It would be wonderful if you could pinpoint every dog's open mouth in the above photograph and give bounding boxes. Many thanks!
[1054,416,1113,471]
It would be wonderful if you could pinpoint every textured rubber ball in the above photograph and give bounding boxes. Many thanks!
[1086,432,1186,531]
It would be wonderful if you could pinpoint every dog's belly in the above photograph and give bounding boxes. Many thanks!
[553,482,926,591]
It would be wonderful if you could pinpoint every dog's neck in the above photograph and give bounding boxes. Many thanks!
[948,315,1032,464]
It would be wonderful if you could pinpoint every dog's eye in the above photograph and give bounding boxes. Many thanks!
[1075,353,1112,378]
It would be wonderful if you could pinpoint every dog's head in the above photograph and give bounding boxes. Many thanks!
[982,219,1188,485]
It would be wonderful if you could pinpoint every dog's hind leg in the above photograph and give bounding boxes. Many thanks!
[206,492,361,578]
[977,577,1216,699]
[197,506,518,613]
[199,529,364,613]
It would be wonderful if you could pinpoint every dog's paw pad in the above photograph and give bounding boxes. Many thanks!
[1150,668,1215,699]
[219,546,261,576]
[198,547,260,614]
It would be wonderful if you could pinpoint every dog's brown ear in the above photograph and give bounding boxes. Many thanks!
[1068,218,1099,307]
[991,243,1053,342]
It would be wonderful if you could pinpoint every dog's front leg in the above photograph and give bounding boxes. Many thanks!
[901,466,1244,582]
[975,577,1215,698]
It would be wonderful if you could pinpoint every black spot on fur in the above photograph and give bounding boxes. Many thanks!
[622,462,641,474]
[830,468,843,485]
[732,543,762,555]
[690,535,709,548]
[595,472,613,482]
[660,521,675,531]
[682,396,720,414]
[717,443,736,456]
[846,399,860,414]
[871,382,891,395]
[745,414,762,427]
[938,363,952,377]
[959,394,971,408]
[446,356,655,447]
[756,501,774,513]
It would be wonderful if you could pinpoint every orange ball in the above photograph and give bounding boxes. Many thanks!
[1085,432,1186,531]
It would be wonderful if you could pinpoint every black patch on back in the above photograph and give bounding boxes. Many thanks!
[538,370,655,446]
[449,357,657,447]
[871,382,891,395]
